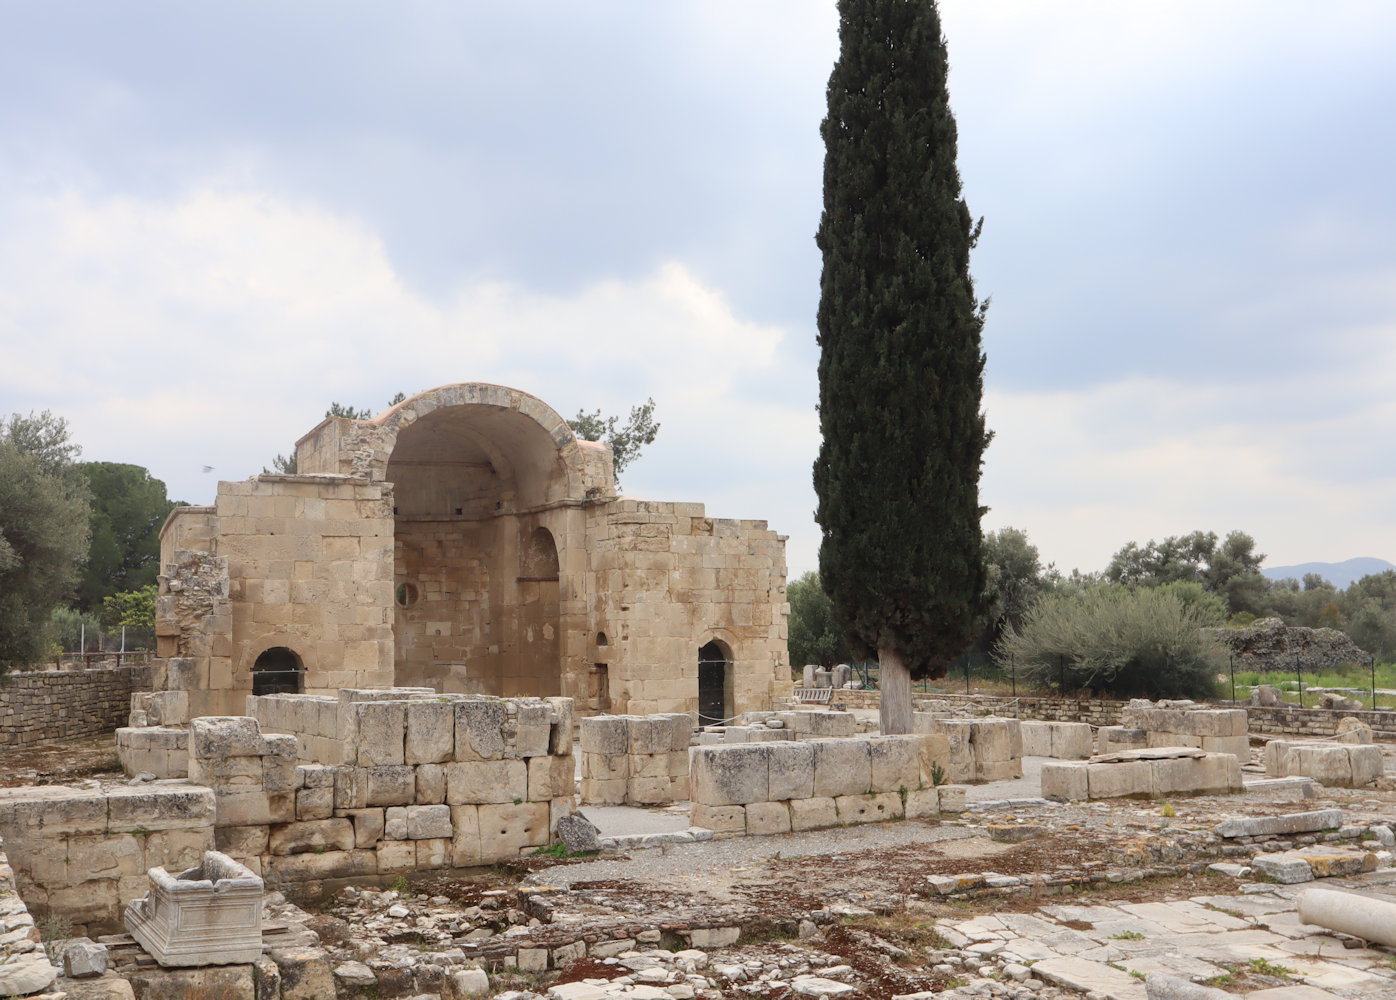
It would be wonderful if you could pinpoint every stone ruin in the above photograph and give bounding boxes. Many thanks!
[1209,616,1373,670]
[142,381,790,725]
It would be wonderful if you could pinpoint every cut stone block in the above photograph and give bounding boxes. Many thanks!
[689,745,770,805]
[835,792,902,824]
[446,760,528,804]
[766,741,815,801]
[812,738,872,798]
[1251,853,1315,884]
[904,787,940,818]
[405,701,455,764]
[867,736,920,793]
[407,804,453,840]
[745,801,792,835]
[1041,762,1089,802]
[1214,809,1345,839]
[454,700,507,761]
[788,797,838,832]
[268,819,354,856]
[478,801,549,860]
[691,803,746,833]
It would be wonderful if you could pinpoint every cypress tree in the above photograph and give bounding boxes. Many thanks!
[813,0,990,734]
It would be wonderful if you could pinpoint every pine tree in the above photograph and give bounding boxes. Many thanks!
[813,0,990,733]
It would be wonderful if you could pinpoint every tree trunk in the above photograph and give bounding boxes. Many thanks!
[878,646,912,734]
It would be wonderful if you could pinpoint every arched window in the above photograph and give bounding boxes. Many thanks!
[253,646,304,695]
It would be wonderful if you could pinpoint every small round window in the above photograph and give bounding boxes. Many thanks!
[395,582,420,608]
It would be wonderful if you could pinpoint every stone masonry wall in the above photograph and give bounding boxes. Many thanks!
[0,784,215,934]
[0,665,148,748]
[215,694,577,885]
[579,714,692,806]
[590,501,790,718]
[688,734,955,836]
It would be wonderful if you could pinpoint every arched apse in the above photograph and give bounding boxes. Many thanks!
[387,389,571,697]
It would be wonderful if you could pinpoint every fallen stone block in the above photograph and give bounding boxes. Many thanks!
[1251,853,1314,884]
[1214,809,1345,839]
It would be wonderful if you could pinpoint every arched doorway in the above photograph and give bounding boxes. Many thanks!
[252,646,304,695]
[698,640,733,727]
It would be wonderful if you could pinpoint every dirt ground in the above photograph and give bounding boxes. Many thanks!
[0,734,121,787]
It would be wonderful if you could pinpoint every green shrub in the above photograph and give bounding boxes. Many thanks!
[995,584,1225,699]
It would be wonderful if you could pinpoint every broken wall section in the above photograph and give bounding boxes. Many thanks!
[0,784,216,935]
[688,734,957,836]
[212,693,577,884]
[579,714,692,805]
[589,501,790,719]
[154,475,396,718]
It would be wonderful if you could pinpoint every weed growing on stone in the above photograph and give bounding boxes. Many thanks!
[1247,958,1294,979]
[1204,973,1235,987]
[1110,930,1145,940]
[40,911,71,965]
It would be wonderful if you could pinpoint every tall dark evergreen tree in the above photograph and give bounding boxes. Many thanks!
[813,0,990,733]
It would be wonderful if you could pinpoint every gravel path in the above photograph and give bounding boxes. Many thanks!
[535,819,982,892]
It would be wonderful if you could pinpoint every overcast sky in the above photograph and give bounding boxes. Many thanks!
[3,1,1395,578]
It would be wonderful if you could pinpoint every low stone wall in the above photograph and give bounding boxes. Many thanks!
[249,686,438,764]
[688,734,955,835]
[1020,721,1093,759]
[915,715,1021,782]
[205,696,577,884]
[579,714,692,805]
[1041,749,1242,801]
[1099,706,1249,760]
[1263,740,1384,788]
[1243,704,1396,738]
[115,726,189,778]
[0,665,149,748]
[0,784,215,934]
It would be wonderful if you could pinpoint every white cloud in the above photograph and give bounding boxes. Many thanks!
[982,371,1396,575]
[0,183,816,557]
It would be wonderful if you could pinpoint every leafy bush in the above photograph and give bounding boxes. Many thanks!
[995,584,1225,699]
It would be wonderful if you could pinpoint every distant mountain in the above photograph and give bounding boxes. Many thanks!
[1262,557,1396,589]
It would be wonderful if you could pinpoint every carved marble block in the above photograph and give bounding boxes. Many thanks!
[124,850,263,967]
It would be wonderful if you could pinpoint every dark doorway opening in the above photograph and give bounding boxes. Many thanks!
[698,640,731,727]
[253,646,304,695]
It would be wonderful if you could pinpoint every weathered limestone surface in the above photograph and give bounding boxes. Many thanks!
[0,784,216,934]
[579,714,690,805]
[1214,809,1345,839]
[1041,748,1241,801]
[1020,721,1093,759]
[1115,702,1250,761]
[116,726,189,780]
[1263,739,1384,787]
[124,850,263,967]
[921,717,1022,783]
[688,734,956,835]
[0,847,58,996]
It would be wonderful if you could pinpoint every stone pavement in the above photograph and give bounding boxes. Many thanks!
[933,875,1396,1000]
